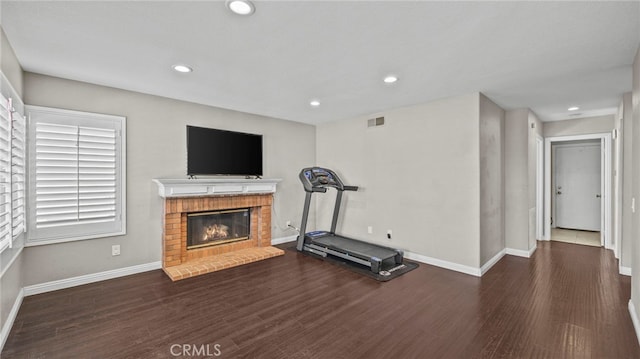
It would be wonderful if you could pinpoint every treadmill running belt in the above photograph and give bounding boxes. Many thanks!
[311,235,398,260]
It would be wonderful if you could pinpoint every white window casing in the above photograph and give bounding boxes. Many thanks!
[26,106,126,245]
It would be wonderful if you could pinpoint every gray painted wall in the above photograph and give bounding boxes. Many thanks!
[316,93,482,269]
[528,112,543,250]
[622,93,633,269]
[504,109,542,253]
[543,115,614,137]
[479,94,505,265]
[504,109,529,252]
[0,28,22,97]
[613,103,622,257]
[22,73,316,286]
[613,98,625,264]
[0,25,24,347]
[631,46,640,320]
[0,253,21,341]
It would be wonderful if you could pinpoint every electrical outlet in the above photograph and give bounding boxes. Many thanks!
[387,230,392,240]
[112,244,121,256]
[367,226,373,234]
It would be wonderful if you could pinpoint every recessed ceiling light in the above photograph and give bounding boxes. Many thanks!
[383,75,398,84]
[172,64,193,73]
[226,0,255,15]
[310,100,320,107]
[568,106,579,111]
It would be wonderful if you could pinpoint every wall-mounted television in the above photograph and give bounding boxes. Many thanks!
[187,125,263,176]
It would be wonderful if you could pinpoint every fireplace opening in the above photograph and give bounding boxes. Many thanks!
[187,209,250,249]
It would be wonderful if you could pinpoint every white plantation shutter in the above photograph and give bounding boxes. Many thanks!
[78,126,117,223]
[12,108,26,240]
[27,106,126,245]
[0,94,11,251]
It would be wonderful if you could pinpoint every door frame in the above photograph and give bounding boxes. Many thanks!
[544,133,612,249]
[536,135,544,240]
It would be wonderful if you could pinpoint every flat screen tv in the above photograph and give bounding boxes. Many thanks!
[187,125,263,176]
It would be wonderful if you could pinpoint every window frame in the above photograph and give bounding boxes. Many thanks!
[26,105,126,246]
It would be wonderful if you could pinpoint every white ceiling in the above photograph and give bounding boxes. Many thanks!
[1,1,639,124]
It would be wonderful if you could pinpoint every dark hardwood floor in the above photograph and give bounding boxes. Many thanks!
[3,241,639,358]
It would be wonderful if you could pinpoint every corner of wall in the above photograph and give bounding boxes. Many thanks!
[0,288,24,352]
[0,26,24,98]
[630,43,640,316]
[0,249,24,353]
[629,300,640,347]
[478,94,506,265]
[505,109,530,252]
[0,23,26,354]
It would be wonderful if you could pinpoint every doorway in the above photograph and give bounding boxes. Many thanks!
[550,228,601,247]
[544,133,611,248]
[554,141,601,231]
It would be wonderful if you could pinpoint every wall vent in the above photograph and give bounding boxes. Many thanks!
[367,117,385,127]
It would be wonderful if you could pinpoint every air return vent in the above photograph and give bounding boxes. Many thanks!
[367,117,385,127]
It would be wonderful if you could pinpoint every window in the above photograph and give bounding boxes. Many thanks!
[0,94,12,252]
[27,106,126,245]
[0,91,26,254]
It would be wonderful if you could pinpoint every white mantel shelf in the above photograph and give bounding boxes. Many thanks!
[153,178,282,198]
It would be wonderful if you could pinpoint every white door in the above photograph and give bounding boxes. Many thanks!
[555,143,601,231]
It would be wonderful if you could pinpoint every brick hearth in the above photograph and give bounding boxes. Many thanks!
[162,193,284,281]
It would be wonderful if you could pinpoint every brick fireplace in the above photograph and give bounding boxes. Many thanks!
[154,179,284,281]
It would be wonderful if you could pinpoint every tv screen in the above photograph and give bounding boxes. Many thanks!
[187,126,263,176]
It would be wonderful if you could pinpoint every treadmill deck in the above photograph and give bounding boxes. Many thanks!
[310,234,399,260]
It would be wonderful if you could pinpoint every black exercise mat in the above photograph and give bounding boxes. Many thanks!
[287,245,418,281]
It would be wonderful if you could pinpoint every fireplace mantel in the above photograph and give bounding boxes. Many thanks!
[153,178,281,198]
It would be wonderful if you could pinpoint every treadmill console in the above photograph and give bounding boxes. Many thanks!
[299,167,345,192]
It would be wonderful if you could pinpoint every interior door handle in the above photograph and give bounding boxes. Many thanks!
[596,194,601,198]
[557,191,562,195]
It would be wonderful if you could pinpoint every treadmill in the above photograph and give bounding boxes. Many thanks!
[297,167,403,273]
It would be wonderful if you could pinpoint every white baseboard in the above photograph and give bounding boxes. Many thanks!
[529,244,537,257]
[629,300,640,347]
[620,265,632,276]
[505,244,537,258]
[481,249,506,275]
[405,251,481,277]
[506,248,530,258]
[271,235,297,246]
[0,288,24,352]
[23,261,162,297]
